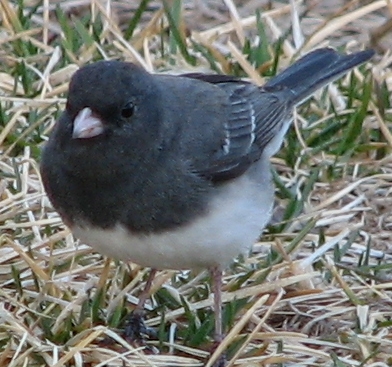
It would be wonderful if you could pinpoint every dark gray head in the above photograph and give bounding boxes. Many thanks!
[66,61,159,140]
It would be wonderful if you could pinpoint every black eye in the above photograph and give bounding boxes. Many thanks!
[121,102,134,118]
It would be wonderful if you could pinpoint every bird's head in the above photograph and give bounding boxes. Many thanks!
[65,61,159,141]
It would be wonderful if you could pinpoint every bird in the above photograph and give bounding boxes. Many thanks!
[40,47,374,365]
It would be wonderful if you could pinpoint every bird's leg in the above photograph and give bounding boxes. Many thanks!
[124,268,158,341]
[135,268,157,313]
[210,266,227,367]
[211,266,223,342]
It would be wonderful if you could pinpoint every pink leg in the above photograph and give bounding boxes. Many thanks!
[135,268,157,312]
[210,266,223,343]
[210,266,226,366]
[125,268,157,341]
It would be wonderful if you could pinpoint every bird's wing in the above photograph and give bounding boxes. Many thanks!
[182,74,293,181]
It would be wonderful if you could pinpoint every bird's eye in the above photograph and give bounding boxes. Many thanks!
[121,102,135,118]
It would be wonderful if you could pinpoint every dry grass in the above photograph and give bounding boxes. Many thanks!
[1,0,392,366]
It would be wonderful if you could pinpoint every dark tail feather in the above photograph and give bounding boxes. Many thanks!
[265,48,374,105]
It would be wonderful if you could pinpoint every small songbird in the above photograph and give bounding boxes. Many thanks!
[40,48,374,364]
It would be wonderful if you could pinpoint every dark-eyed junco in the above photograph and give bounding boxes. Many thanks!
[40,48,374,364]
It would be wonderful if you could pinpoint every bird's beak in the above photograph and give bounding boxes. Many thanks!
[72,107,104,139]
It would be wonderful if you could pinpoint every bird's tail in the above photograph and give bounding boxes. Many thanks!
[265,48,374,105]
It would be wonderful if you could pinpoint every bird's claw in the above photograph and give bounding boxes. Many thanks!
[209,341,227,367]
[211,355,227,367]
[123,311,157,342]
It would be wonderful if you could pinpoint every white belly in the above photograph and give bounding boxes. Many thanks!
[71,159,274,270]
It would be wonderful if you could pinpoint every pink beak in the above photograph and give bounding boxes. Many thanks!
[72,107,104,139]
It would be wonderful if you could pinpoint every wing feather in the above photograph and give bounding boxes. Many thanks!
[181,74,292,181]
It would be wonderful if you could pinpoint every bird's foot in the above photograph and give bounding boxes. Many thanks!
[209,340,227,367]
[211,354,227,367]
[123,310,157,343]
[99,311,158,352]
